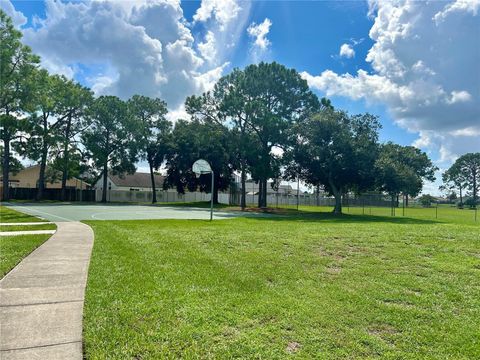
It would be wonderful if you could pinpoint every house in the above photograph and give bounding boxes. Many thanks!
[1,165,89,190]
[95,172,168,192]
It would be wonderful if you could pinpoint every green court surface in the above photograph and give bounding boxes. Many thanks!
[3,203,264,222]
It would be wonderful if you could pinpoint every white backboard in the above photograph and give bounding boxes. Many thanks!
[192,159,212,175]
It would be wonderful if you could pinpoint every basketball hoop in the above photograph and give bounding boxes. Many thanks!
[192,159,212,176]
[192,159,214,221]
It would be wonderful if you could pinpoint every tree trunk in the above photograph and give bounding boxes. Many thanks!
[459,186,463,204]
[101,160,108,203]
[332,190,342,214]
[405,194,409,207]
[329,179,342,214]
[60,146,69,201]
[257,180,262,208]
[61,114,72,202]
[262,178,268,208]
[2,134,11,201]
[36,115,50,201]
[212,176,219,205]
[316,184,320,206]
[148,155,157,204]
[473,168,477,205]
[257,178,267,208]
[240,159,246,210]
[36,144,48,201]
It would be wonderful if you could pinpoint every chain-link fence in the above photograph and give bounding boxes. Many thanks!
[233,191,478,223]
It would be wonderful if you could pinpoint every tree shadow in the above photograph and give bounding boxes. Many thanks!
[245,209,439,225]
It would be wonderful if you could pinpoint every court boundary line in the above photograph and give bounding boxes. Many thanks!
[9,205,75,222]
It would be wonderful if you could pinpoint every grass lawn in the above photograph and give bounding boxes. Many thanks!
[0,206,44,223]
[0,206,55,277]
[0,224,56,232]
[0,234,53,277]
[83,211,479,359]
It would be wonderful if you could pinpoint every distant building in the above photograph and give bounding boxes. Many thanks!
[244,180,293,195]
[1,165,89,190]
[95,172,170,192]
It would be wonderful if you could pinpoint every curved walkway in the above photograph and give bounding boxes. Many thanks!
[0,222,94,360]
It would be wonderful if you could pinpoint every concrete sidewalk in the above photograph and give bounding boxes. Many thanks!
[0,222,94,360]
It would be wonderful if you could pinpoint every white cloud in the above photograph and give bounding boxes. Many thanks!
[0,0,27,27]
[193,0,241,30]
[198,31,217,64]
[447,90,472,104]
[247,18,272,50]
[302,0,480,164]
[433,0,480,23]
[16,0,235,113]
[193,0,251,68]
[339,43,355,58]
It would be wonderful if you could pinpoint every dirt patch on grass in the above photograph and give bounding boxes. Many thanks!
[368,323,400,346]
[326,265,342,275]
[381,299,416,309]
[286,341,301,353]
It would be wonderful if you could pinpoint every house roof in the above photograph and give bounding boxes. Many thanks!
[108,172,164,188]
[1,164,91,186]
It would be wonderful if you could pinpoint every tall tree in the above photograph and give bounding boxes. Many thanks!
[376,142,437,208]
[238,62,320,207]
[441,163,467,205]
[289,109,381,214]
[163,119,235,204]
[127,95,169,203]
[18,70,69,200]
[82,96,137,203]
[0,144,23,175]
[186,69,250,209]
[55,80,93,200]
[0,10,39,200]
[445,153,480,205]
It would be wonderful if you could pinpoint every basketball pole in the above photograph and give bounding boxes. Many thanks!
[210,170,214,221]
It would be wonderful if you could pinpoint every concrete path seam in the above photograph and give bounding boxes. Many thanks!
[0,221,94,360]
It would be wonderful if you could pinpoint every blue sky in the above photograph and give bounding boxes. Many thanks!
[3,0,480,194]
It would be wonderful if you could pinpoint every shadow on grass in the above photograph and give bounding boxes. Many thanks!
[246,209,439,225]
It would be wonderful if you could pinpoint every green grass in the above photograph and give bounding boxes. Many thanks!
[0,206,55,277]
[83,211,479,359]
[0,206,44,223]
[0,234,52,277]
[0,224,56,232]
[275,204,478,225]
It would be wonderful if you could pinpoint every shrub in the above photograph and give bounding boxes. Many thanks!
[419,194,435,207]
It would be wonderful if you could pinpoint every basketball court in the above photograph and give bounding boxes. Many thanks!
[5,203,266,222]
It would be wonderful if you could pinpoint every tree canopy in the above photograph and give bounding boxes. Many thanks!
[443,153,480,206]
[82,96,137,202]
[376,142,437,206]
[1,9,40,200]
[128,95,169,203]
[288,109,381,213]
